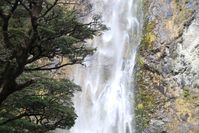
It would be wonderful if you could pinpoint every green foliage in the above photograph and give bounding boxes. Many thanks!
[0,72,80,133]
[183,89,190,98]
[175,0,180,3]
[135,87,156,131]
[0,0,105,132]
[0,0,106,74]
[136,55,144,68]
[141,21,156,49]
[140,0,156,52]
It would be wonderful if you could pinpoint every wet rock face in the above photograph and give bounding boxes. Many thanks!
[136,0,199,132]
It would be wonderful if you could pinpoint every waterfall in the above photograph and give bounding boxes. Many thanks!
[62,0,142,133]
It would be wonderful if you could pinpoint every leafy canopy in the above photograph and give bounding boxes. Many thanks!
[0,0,105,132]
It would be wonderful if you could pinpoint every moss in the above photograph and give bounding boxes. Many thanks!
[173,0,193,26]
[166,86,199,131]
[141,20,156,50]
[183,89,190,98]
[143,0,150,15]
[135,2,158,132]
[144,32,156,48]
[185,0,190,4]
[134,1,160,132]
[135,50,165,132]
[135,83,157,131]
[168,94,199,131]
[141,0,157,50]
[175,0,179,3]
[136,55,144,68]
[145,21,156,32]
[134,66,163,132]
[174,9,193,26]
[175,0,190,7]
[137,103,144,110]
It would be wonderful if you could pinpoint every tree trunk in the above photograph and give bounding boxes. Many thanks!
[0,80,17,105]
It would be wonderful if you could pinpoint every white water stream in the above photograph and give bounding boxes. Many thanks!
[59,0,142,133]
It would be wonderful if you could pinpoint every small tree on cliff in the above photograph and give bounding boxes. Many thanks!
[0,0,105,132]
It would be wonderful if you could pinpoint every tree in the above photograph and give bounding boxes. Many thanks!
[0,0,105,132]
[0,71,80,132]
[0,0,104,104]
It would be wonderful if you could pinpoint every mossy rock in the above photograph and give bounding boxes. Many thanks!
[141,20,156,51]
[174,9,193,26]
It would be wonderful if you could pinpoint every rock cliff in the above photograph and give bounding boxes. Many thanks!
[135,0,199,132]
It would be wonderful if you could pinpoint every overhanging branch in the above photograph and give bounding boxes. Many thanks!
[24,61,83,71]
[0,112,43,125]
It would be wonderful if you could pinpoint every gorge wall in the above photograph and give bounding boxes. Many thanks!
[135,0,199,132]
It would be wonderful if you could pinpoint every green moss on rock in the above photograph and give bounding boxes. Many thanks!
[141,20,156,50]
[174,9,193,26]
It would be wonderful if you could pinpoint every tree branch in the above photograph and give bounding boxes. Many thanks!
[10,0,19,15]
[0,9,6,18]
[2,0,19,16]
[24,61,83,71]
[0,0,19,48]
[16,80,35,90]
[38,0,58,18]
[0,112,43,125]
[18,0,32,15]
[2,16,11,47]
[0,113,27,125]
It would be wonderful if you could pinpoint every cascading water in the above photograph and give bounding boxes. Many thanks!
[69,0,142,133]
